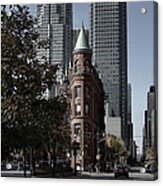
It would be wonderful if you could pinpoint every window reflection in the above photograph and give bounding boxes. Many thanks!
[75,103,81,116]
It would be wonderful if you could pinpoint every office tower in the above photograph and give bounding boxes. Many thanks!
[89,2,128,145]
[127,84,132,124]
[70,25,105,171]
[143,86,157,153]
[127,84,134,162]
[36,4,73,97]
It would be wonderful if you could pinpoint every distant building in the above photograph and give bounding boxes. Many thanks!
[143,86,157,156]
[89,2,128,147]
[127,84,132,123]
[105,84,134,161]
[132,140,138,163]
[70,25,105,171]
[105,117,121,138]
[36,4,73,98]
[127,84,134,160]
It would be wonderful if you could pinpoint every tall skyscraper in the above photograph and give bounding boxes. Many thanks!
[143,86,157,154]
[89,2,128,146]
[127,84,134,162]
[36,4,73,97]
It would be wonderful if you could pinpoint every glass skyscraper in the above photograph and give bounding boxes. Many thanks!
[36,4,72,97]
[89,2,128,144]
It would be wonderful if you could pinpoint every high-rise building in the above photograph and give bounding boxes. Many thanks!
[89,2,128,146]
[36,4,73,97]
[127,84,132,124]
[70,25,105,171]
[127,84,133,156]
[143,86,157,154]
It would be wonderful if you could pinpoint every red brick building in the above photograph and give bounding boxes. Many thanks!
[70,25,105,171]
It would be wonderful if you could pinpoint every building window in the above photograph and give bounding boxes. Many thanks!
[85,65,90,72]
[84,60,90,72]
[75,86,81,98]
[74,65,80,73]
[74,60,80,73]
[74,123,81,136]
[84,103,90,116]
[75,103,81,116]
[85,86,91,98]
[85,122,91,134]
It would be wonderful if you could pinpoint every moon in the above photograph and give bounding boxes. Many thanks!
[141,8,147,14]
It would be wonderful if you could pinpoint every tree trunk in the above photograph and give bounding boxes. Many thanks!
[23,148,27,177]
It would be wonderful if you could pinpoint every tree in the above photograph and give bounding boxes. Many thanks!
[145,148,157,169]
[1,5,71,173]
[106,134,128,163]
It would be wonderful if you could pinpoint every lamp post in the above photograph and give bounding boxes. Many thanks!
[72,140,77,176]
[52,141,57,177]
[96,152,100,173]
[72,136,80,176]
[96,134,106,172]
[66,152,71,168]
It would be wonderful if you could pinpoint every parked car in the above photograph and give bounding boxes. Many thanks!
[114,164,129,179]
[145,164,158,174]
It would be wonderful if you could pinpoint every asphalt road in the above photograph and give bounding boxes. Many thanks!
[80,172,158,181]
[1,171,158,181]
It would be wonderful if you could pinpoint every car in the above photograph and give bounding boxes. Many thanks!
[145,164,158,174]
[114,164,129,179]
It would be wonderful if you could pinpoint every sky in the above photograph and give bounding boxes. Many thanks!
[73,3,89,28]
[127,2,154,152]
[28,2,155,152]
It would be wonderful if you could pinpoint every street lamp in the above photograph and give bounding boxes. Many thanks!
[96,134,106,172]
[66,152,71,167]
[66,152,70,159]
[76,164,81,173]
[96,153,101,173]
[72,135,80,176]
[96,154,100,161]
[6,163,12,170]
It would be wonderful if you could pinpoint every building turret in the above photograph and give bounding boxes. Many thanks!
[73,24,91,54]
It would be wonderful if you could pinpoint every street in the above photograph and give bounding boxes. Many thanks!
[80,172,157,181]
[1,170,158,181]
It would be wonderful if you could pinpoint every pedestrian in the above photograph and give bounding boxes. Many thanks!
[95,163,99,173]
[89,162,93,173]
